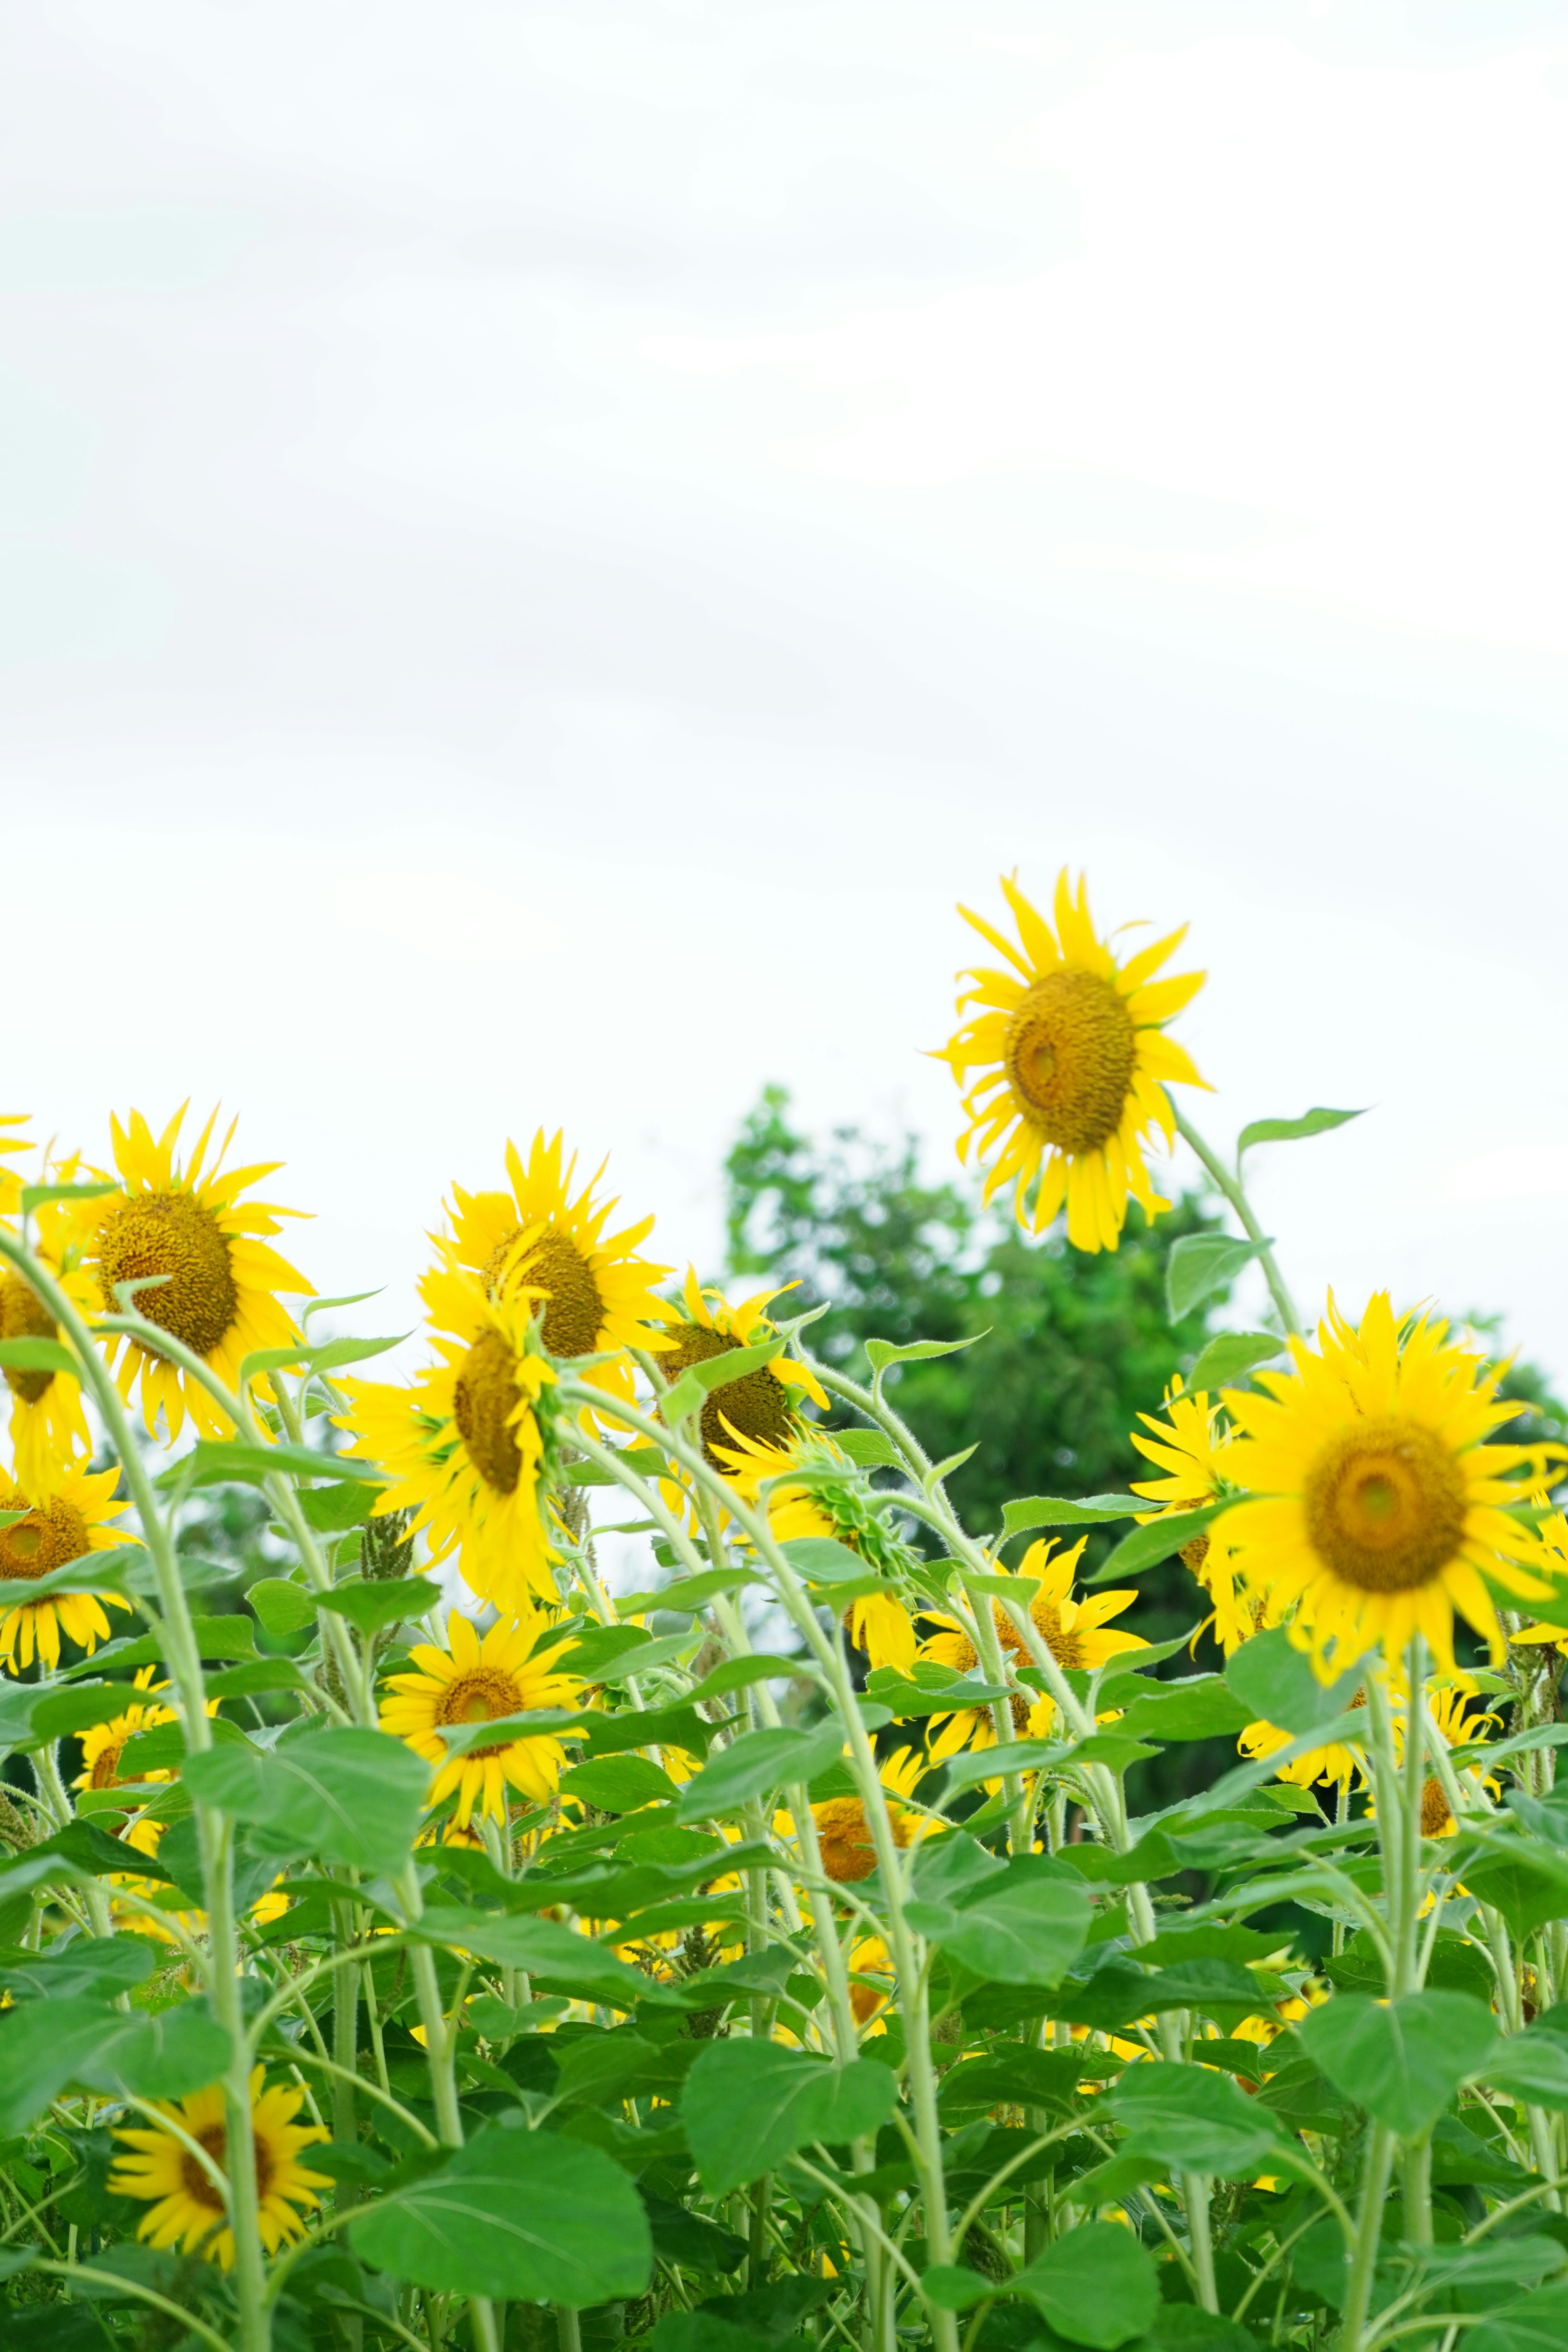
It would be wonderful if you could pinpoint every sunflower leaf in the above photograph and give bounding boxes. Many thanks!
[18,1180,118,1215]
[316,1575,442,1633]
[1236,1106,1365,1159]
[154,1439,387,1492]
[182,1726,429,1874]
[1183,1330,1287,1391]
[1225,1628,1365,1735]
[864,1331,988,1377]
[1165,1234,1270,1321]
[659,1336,785,1427]
[680,2040,899,2196]
[1001,1494,1145,1537]
[0,1337,78,1375]
[238,1332,411,1387]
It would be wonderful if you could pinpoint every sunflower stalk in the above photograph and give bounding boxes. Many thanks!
[1171,1108,1304,1337]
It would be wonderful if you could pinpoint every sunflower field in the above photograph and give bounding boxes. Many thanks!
[2,875,1568,2352]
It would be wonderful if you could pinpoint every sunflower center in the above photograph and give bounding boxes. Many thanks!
[179,2123,275,2212]
[0,1275,58,1405]
[486,1227,605,1359]
[90,1742,126,1791]
[661,1322,793,1467]
[1180,1533,1211,1576]
[1002,969,1138,1155]
[434,1664,524,1759]
[0,1495,91,1583]
[95,1191,239,1361]
[1301,1418,1468,1594]
[452,1327,525,1496]
[1420,1777,1452,1837]
[815,1796,911,1883]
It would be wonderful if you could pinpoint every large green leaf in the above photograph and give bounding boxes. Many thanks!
[1114,1677,1252,1742]
[155,1438,386,1492]
[1165,1234,1269,1321]
[1225,1628,1363,1735]
[0,2000,129,2136]
[1087,1503,1229,1586]
[1181,1332,1285,1392]
[559,1756,680,1813]
[660,1335,784,1426]
[316,1575,442,1633]
[1297,1991,1497,2137]
[864,1332,987,1375]
[75,2000,233,2102]
[351,2127,651,2305]
[1470,2285,1568,2352]
[412,1911,678,2009]
[1105,2062,1279,2174]
[1483,2030,1568,2109]
[1461,1843,1568,1941]
[677,1723,843,1820]
[907,1865,1090,1988]
[183,1727,428,1874]
[680,2040,898,2195]
[95,1615,257,1672]
[0,1936,155,2002]
[1000,1495,1144,1538]
[1013,2219,1159,2348]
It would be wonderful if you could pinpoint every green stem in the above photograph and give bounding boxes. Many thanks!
[1340,2125,1397,2351]
[1172,1110,1303,1336]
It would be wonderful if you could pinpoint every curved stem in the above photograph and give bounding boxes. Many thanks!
[1172,1110,1303,1336]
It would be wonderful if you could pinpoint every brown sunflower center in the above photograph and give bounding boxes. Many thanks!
[179,2122,275,2213]
[452,1327,525,1496]
[1002,969,1138,1155]
[485,1227,605,1359]
[434,1664,525,1760]
[90,1741,127,1791]
[815,1796,911,1884]
[1301,1418,1468,1595]
[0,1494,91,1583]
[0,1275,58,1405]
[1180,1533,1211,1576]
[659,1321,793,1467]
[1420,1777,1453,1837]
[95,1191,239,1361]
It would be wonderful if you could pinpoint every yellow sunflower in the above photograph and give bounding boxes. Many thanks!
[1389,1681,1500,1837]
[2,1165,97,1491]
[74,1666,178,1795]
[713,1423,919,1670]
[1129,1381,1265,1655]
[0,1114,28,1214]
[0,1459,134,1670]
[919,1537,1145,1759]
[82,1107,313,1441]
[1237,1698,1365,1793]
[1509,1492,1568,1656]
[933,870,1207,1252]
[338,1255,559,1614]
[109,2067,329,2269]
[808,1750,927,1884]
[655,1271,829,1468]
[1214,1293,1555,1680]
[380,1606,580,1828]
[445,1130,671,1404]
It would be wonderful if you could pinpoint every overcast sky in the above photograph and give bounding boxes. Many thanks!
[7,1,1568,1392]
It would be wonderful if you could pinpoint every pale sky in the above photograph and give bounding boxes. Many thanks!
[6,2,1568,1390]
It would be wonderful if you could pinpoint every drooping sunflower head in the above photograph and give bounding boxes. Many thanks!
[338,1257,561,1616]
[380,1607,580,1827]
[0,1458,134,1671]
[1215,1293,1559,1681]
[82,1106,313,1440]
[109,2066,329,2269]
[656,1270,828,1469]
[933,871,1207,1252]
[444,1130,672,1395]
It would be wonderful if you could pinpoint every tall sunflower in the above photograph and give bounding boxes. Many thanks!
[380,1608,579,1828]
[1129,1382,1265,1655]
[339,1255,559,1613]
[714,1423,920,1670]
[919,1537,1145,1758]
[445,1131,671,1401]
[2,1165,97,1490]
[1214,1293,1555,1679]
[82,1107,312,1440]
[656,1271,827,1468]
[0,1459,133,1670]
[109,2067,329,2268]
[933,870,1206,1252]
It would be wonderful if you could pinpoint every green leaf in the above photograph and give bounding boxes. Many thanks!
[1105,2062,1279,2174]
[155,1439,386,1492]
[779,1536,869,1585]
[24,1684,140,1749]
[687,1655,800,1707]
[1470,2284,1568,2352]
[0,1336,78,1376]
[641,2193,748,2278]
[0,1936,156,2002]
[0,1997,131,2135]
[1115,1676,1253,1743]
[909,1864,1091,1987]
[3,1817,174,1886]
[1013,2219,1159,2349]
[1297,1990,1498,2137]
[660,1336,785,1426]
[1183,1331,1286,1391]
[203,1658,316,1699]
[677,1724,843,1820]
[1087,1501,1229,1584]
[566,1624,658,1676]
[351,2126,652,2304]
[20,1178,118,1214]
[832,1428,903,1470]
[1460,1842,1568,1941]
[680,2040,899,2195]
[119,1715,250,1778]
[183,1726,428,1874]
[105,1615,258,1670]
[618,1567,762,1617]
[0,1543,147,1606]
[248,1576,319,1637]
[239,1332,410,1386]
[1485,2030,1568,2110]
[559,1756,679,1813]
[1166,1233,1270,1321]
[920,2267,991,2313]
[938,2047,1086,2114]
[413,1911,675,2007]
[317,1575,442,1633]
[1237,1106,1364,1159]
[435,1707,590,1758]
[864,1331,988,1374]
[75,1999,234,2102]
[296,1482,379,1532]
[1225,1628,1363,1735]
[1000,1494,1145,1537]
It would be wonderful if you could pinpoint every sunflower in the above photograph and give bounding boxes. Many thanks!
[445,1131,671,1405]
[1508,1492,1568,1656]
[0,1114,28,1214]
[919,1537,1145,1759]
[380,1607,580,1829]
[1213,1294,1556,1681]
[338,1256,559,1614]
[655,1271,829,1469]
[809,1750,926,1885]
[1389,1681,1500,1837]
[1237,1699,1365,1794]
[81,1107,312,1441]
[74,1667,178,1795]
[1129,1382,1264,1655]
[2,1165,97,1491]
[714,1423,920,1670]
[0,1459,134,1670]
[933,871,1207,1252]
[109,2067,329,2269]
